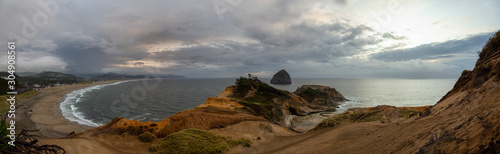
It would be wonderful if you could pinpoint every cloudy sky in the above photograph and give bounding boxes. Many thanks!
[1,0,499,78]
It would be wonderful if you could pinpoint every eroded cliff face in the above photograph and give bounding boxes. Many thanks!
[413,30,500,153]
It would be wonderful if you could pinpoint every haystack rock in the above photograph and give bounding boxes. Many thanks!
[271,69,292,84]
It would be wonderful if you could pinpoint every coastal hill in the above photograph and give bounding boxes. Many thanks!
[0,71,84,90]
[31,71,84,82]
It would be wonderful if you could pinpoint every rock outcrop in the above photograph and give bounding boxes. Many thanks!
[294,85,348,110]
[227,77,348,126]
[270,69,292,84]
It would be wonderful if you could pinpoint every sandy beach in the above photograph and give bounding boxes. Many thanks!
[16,80,124,139]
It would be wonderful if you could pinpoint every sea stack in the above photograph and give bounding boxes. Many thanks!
[270,69,292,84]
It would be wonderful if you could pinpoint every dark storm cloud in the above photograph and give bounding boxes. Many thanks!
[147,19,379,72]
[371,32,494,62]
[53,38,120,74]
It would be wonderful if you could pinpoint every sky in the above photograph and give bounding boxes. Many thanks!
[0,0,499,78]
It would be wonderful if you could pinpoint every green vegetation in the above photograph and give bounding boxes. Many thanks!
[232,75,289,121]
[237,100,280,120]
[0,118,9,151]
[15,90,40,100]
[0,96,11,114]
[138,132,156,142]
[297,87,328,102]
[0,78,8,95]
[237,138,252,147]
[397,108,421,119]
[233,75,288,102]
[479,30,500,59]
[121,132,129,137]
[313,108,421,130]
[225,137,252,147]
[149,128,252,154]
[0,118,65,153]
[77,81,94,84]
[0,90,40,114]
[348,110,384,122]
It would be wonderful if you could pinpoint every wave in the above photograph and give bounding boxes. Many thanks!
[333,98,362,114]
[59,80,136,127]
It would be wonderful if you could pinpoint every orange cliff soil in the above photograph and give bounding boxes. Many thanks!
[79,86,265,138]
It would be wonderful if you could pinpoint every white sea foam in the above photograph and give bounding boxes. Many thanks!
[59,80,136,127]
[333,99,362,114]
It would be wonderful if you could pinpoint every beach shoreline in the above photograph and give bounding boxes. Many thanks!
[16,80,125,139]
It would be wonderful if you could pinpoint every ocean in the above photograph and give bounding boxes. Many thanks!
[59,78,457,127]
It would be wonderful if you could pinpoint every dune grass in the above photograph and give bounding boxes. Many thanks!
[312,110,383,130]
[0,90,40,115]
[149,128,252,154]
[313,108,421,130]
[138,132,156,142]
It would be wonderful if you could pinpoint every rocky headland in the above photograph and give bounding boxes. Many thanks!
[79,76,349,139]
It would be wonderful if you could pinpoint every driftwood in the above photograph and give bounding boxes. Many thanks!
[1,129,65,154]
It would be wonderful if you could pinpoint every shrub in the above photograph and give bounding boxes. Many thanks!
[149,129,253,153]
[226,139,240,147]
[0,118,9,151]
[297,88,328,102]
[138,132,156,143]
[480,30,500,58]
[237,138,252,147]
[149,129,229,154]
[397,108,421,119]
[121,132,129,137]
